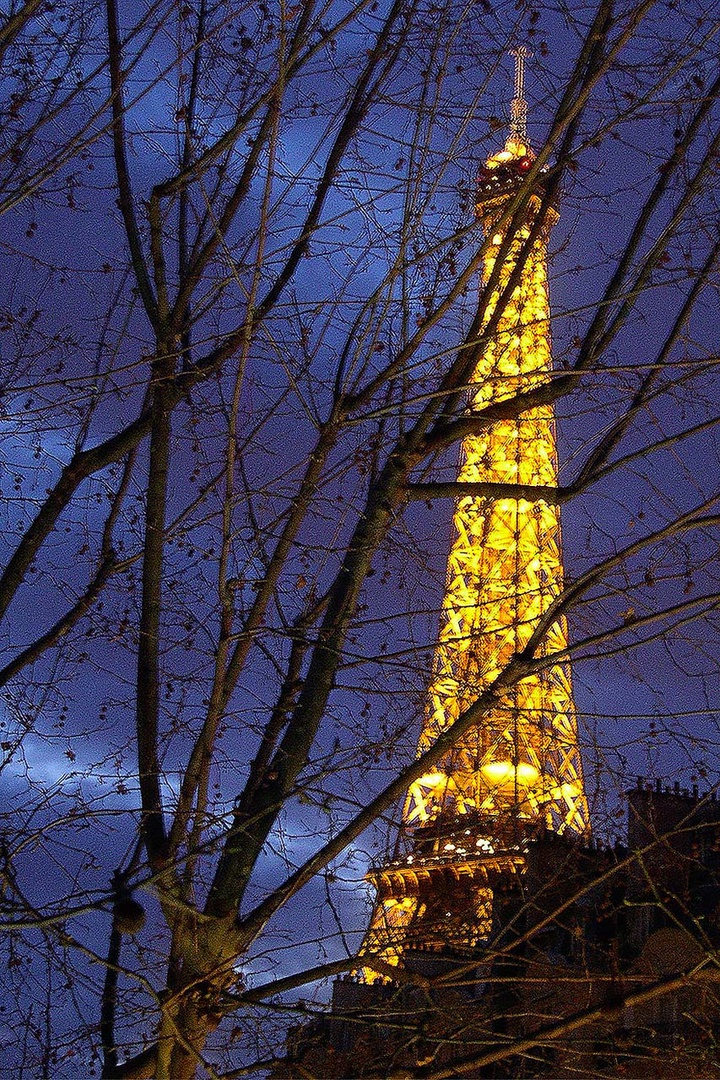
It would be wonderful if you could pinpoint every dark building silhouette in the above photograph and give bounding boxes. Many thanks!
[279,783,720,1078]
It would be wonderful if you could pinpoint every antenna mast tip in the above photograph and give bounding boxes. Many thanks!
[509,45,533,144]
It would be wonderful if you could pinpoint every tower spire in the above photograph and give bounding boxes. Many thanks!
[509,45,531,144]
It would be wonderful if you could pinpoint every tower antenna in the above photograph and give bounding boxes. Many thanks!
[509,45,532,143]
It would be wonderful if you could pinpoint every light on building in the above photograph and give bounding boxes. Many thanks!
[482,760,540,787]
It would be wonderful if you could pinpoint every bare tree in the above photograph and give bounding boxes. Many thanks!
[2,0,720,1076]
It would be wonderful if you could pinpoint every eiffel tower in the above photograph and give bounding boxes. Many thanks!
[359,47,589,980]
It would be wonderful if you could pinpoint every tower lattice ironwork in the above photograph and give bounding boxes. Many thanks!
[360,53,589,980]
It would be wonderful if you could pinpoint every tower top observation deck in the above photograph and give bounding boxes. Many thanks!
[477,46,549,205]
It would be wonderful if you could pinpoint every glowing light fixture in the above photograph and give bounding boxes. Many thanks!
[482,761,540,787]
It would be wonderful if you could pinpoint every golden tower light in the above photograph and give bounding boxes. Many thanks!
[360,52,589,979]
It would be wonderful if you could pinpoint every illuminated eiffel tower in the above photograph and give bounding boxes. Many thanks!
[360,49,590,980]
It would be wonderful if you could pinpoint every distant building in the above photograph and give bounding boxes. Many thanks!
[280,783,720,1078]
